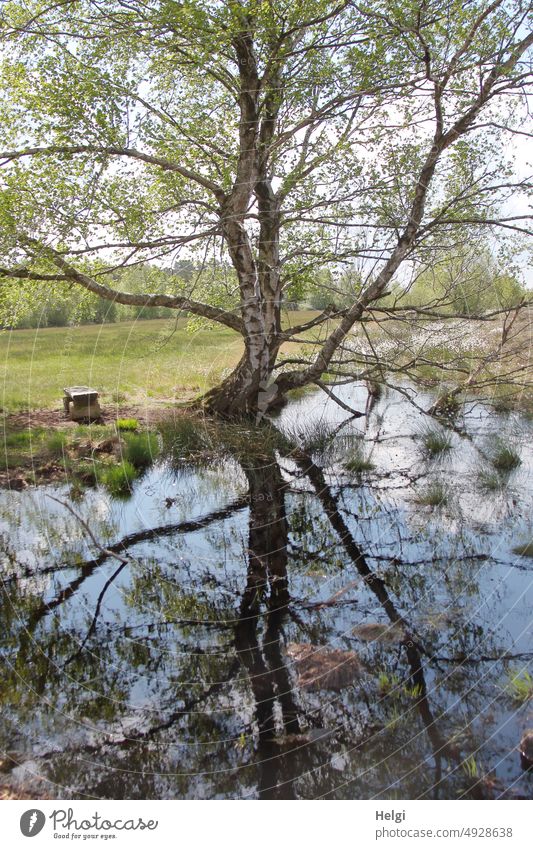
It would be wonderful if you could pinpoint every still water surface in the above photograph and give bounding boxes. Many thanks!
[1,384,532,799]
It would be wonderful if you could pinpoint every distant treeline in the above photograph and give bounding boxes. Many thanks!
[0,262,192,329]
[0,251,526,330]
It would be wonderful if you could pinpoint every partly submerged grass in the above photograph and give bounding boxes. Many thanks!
[486,437,521,472]
[418,424,452,457]
[285,419,334,454]
[344,444,374,474]
[415,481,448,507]
[159,413,292,467]
[477,468,510,493]
[159,414,214,461]
[123,431,159,469]
[461,755,479,780]
[506,669,533,704]
[101,460,138,497]
[512,541,533,558]
[477,469,507,492]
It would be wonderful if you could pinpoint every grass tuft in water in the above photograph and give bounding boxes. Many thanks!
[101,460,138,497]
[512,541,533,558]
[286,419,334,454]
[487,437,521,472]
[158,414,214,461]
[477,469,507,492]
[344,444,374,474]
[461,755,479,779]
[123,432,159,470]
[506,669,533,704]
[116,418,139,432]
[377,671,400,696]
[419,424,452,457]
[431,392,461,420]
[415,481,448,507]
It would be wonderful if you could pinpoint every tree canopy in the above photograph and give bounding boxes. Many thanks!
[0,0,531,415]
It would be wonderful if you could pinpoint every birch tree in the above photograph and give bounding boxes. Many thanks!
[0,0,531,416]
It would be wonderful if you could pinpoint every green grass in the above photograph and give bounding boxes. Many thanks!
[513,541,533,558]
[101,461,138,497]
[477,469,506,492]
[415,481,448,506]
[123,432,159,469]
[0,419,160,486]
[0,425,68,470]
[344,444,374,474]
[487,437,521,472]
[0,312,319,411]
[116,418,139,432]
[506,669,533,704]
[419,424,452,457]
[45,430,69,458]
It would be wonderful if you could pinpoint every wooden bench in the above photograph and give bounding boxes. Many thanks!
[63,386,102,421]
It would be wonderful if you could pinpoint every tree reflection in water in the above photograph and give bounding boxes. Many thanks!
[1,411,533,800]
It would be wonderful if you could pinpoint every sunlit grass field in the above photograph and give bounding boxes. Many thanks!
[0,312,320,412]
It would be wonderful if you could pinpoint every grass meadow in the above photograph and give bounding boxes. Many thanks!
[0,316,242,411]
[0,312,325,412]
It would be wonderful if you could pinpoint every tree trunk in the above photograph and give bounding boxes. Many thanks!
[200,335,285,418]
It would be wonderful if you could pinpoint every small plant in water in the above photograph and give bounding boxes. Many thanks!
[287,419,333,454]
[159,414,213,459]
[487,437,521,472]
[102,460,138,497]
[377,671,400,696]
[477,468,506,492]
[344,444,374,474]
[402,682,424,699]
[506,669,533,704]
[461,755,479,779]
[116,418,139,432]
[124,432,159,470]
[419,424,452,457]
[512,540,533,558]
[431,392,461,421]
[415,481,448,507]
